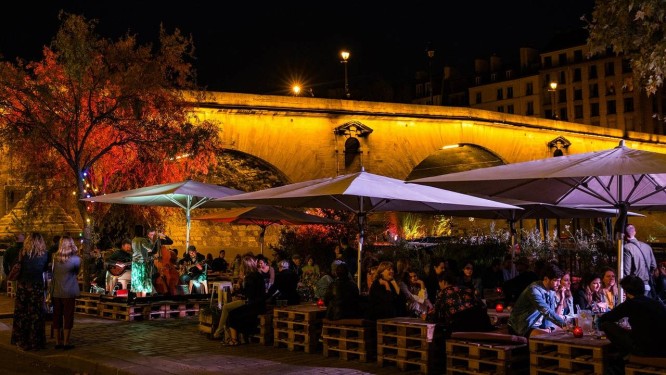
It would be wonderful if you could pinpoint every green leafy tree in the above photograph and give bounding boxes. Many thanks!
[0,12,221,286]
[586,0,666,95]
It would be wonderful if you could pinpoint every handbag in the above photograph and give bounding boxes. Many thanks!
[43,261,54,314]
[6,253,22,281]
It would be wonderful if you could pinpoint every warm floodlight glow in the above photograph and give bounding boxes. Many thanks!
[292,85,301,95]
[340,51,350,61]
[549,81,558,91]
[441,144,460,150]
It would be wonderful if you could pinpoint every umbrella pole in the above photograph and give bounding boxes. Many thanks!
[259,226,266,256]
[357,212,366,289]
[615,204,628,303]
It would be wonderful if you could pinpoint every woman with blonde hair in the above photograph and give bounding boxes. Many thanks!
[366,261,405,320]
[600,267,619,310]
[11,232,49,351]
[52,236,81,349]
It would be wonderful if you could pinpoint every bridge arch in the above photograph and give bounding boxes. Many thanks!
[405,143,506,181]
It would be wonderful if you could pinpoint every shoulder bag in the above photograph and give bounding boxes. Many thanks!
[7,252,22,281]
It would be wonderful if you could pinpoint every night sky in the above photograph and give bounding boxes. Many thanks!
[0,1,595,95]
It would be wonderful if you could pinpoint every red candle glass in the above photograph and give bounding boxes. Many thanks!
[573,326,584,338]
[317,298,325,307]
[495,303,504,313]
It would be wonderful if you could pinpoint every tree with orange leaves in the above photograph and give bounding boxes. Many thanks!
[0,12,222,285]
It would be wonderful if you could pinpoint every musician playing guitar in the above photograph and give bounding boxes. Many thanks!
[105,239,133,294]
[178,245,207,294]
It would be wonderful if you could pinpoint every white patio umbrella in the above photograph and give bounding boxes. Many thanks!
[81,180,244,249]
[192,206,344,255]
[410,140,666,297]
[213,169,522,287]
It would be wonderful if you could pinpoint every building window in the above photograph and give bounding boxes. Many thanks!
[526,82,533,95]
[505,70,513,79]
[607,100,617,115]
[497,106,504,113]
[559,71,566,84]
[591,102,600,117]
[622,59,632,73]
[544,56,552,68]
[475,92,482,104]
[624,98,634,112]
[606,82,616,95]
[589,65,598,79]
[623,77,634,93]
[496,88,503,100]
[559,108,568,121]
[507,104,514,114]
[574,104,583,119]
[416,84,424,97]
[526,101,534,115]
[574,50,583,62]
[507,86,513,99]
[475,76,482,85]
[574,88,583,101]
[573,68,582,82]
[558,89,566,103]
[589,83,599,98]
[558,53,567,65]
[491,73,498,82]
[605,62,615,76]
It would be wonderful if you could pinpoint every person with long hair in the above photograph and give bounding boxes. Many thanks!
[366,261,405,320]
[555,270,575,318]
[51,236,81,349]
[11,232,49,351]
[226,254,267,345]
[574,273,608,312]
[600,267,619,310]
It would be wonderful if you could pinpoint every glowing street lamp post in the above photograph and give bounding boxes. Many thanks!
[340,50,350,99]
[549,81,558,119]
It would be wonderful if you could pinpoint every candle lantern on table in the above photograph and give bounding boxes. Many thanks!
[495,303,504,313]
[573,326,584,338]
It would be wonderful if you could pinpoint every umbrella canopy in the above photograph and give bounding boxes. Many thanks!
[213,169,522,287]
[192,206,344,255]
[81,180,244,249]
[410,140,666,298]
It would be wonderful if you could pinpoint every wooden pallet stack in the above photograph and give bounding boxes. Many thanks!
[625,355,666,375]
[249,310,273,345]
[6,280,15,298]
[529,332,612,375]
[74,292,102,316]
[321,318,376,362]
[273,304,327,353]
[376,317,444,374]
[162,301,201,318]
[446,338,528,374]
[98,301,151,321]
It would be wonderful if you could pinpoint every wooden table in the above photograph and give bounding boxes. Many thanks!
[529,331,613,375]
[487,309,510,326]
[273,303,327,353]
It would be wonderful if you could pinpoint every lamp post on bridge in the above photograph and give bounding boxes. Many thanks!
[340,50,350,99]
[549,81,558,119]
[427,48,435,105]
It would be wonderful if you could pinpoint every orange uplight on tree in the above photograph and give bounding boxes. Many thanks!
[573,326,584,338]
[495,304,504,313]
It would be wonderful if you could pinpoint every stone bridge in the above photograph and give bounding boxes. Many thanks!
[194,92,666,184]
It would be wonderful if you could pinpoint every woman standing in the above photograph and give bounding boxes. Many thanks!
[11,232,49,351]
[51,236,81,349]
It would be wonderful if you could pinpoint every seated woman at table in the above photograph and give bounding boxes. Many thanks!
[600,266,619,310]
[574,273,608,313]
[429,270,493,337]
[224,255,267,346]
[400,267,433,320]
[555,269,575,319]
[456,260,484,299]
[324,263,362,320]
[365,261,406,320]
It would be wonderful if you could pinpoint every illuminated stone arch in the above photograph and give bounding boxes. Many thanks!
[405,143,505,181]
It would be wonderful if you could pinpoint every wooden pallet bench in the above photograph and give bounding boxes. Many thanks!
[6,280,15,298]
[162,301,200,318]
[376,317,444,374]
[249,311,273,345]
[98,301,150,321]
[625,355,666,375]
[529,331,612,375]
[446,332,529,375]
[75,297,100,316]
[321,318,376,362]
[273,304,326,353]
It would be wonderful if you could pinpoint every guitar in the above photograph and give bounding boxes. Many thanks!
[109,262,131,277]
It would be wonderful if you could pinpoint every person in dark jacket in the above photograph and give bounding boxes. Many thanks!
[324,263,361,320]
[598,275,666,358]
[267,259,300,305]
[365,261,406,320]
[51,236,81,350]
[225,255,266,346]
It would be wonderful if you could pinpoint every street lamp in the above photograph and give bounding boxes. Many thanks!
[292,85,301,96]
[548,81,558,119]
[427,48,435,105]
[340,50,350,99]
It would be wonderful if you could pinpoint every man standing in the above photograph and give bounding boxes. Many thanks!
[105,239,133,293]
[507,263,567,338]
[624,224,657,297]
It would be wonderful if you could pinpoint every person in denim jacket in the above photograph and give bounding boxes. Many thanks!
[508,263,567,337]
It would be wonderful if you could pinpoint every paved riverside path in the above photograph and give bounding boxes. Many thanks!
[0,294,422,375]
